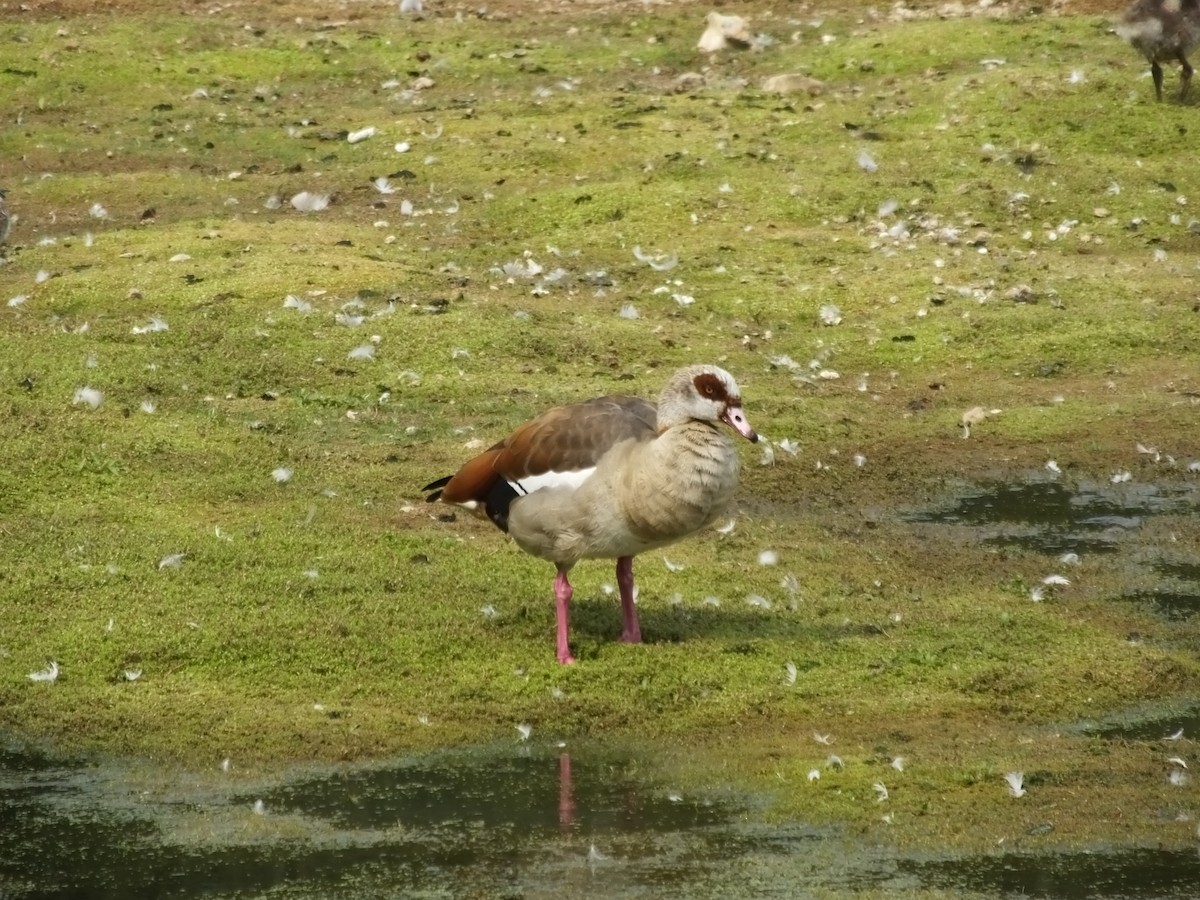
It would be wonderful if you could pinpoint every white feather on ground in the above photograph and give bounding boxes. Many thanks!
[291,191,330,212]
[28,661,59,683]
[72,387,103,409]
[1005,771,1026,797]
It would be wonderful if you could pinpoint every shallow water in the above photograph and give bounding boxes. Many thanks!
[909,476,1200,622]
[3,739,1200,899]
[907,477,1198,556]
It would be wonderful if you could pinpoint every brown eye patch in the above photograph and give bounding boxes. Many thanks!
[693,372,727,400]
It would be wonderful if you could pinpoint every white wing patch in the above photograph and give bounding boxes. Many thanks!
[509,467,596,496]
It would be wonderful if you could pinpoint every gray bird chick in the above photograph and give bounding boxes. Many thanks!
[1118,0,1200,101]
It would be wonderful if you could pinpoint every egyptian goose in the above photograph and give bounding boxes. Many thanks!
[1118,0,1200,101]
[423,365,758,664]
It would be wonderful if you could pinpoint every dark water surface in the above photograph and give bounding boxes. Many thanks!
[3,739,1199,899]
[907,478,1198,556]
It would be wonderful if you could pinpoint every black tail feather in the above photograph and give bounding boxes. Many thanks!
[423,473,517,534]
[422,475,452,502]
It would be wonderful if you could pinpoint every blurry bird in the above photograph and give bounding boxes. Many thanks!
[0,188,11,247]
[424,365,758,664]
[697,11,752,52]
[1117,0,1200,101]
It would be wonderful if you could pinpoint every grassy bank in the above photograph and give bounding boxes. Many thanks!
[1,0,1198,849]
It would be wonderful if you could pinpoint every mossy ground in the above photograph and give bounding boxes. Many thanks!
[1,0,1198,853]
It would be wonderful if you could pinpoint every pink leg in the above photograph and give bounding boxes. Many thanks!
[616,556,642,644]
[554,568,576,665]
[558,752,575,829]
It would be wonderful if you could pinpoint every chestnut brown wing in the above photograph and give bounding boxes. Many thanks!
[426,395,656,505]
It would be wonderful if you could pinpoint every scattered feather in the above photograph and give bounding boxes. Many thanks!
[373,176,396,194]
[1111,470,1132,484]
[124,669,142,682]
[1043,574,1070,586]
[663,557,685,573]
[7,294,28,308]
[784,661,797,686]
[1169,768,1190,787]
[516,723,532,742]
[813,732,833,745]
[826,754,844,769]
[758,549,779,566]
[1058,552,1080,566]
[272,467,293,483]
[1168,757,1188,769]
[1046,460,1061,474]
[891,757,906,772]
[348,344,376,361]
[394,141,411,153]
[221,758,232,773]
[1005,771,1026,798]
[587,843,608,865]
[1030,585,1046,602]
[777,438,800,456]
[131,316,168,334]
[158,552,186,569]
[807,769,821,782]
[480,604,498,619]
[819,304,842,326]
[252,799,267,815]
[89,202,109,219]
[1166,727,1185,741]
[283,294,313,313]
[873,782,889,802]
[632,246,678,271]
[857,149,878,173]
[28,661,59,683]
[290,191,330,212]
[716,519,736,535]
[618,303,640,319]
[746,594,771,609]
[347,126,377,144]
[72,387,103,409]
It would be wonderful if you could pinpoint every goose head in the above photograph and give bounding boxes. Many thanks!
[657,365,758,442]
